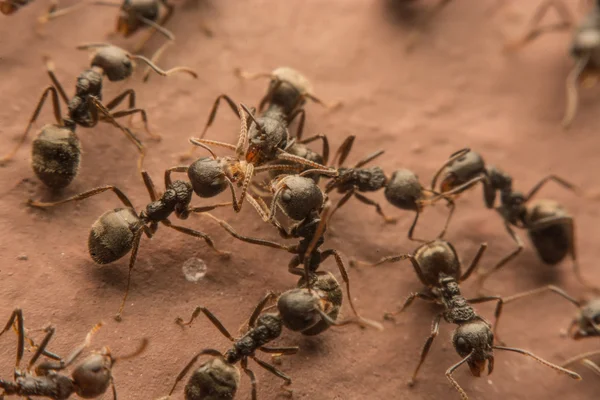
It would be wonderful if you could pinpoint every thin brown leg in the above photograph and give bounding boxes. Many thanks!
[175,307,234,341]
[429,148,471,191]
[327,189,354,223]
[287,108,306,140]
[459,243,488,282]
[384,292,436,323]
[44,57,69,105]
[252,356,293,396]
[141,171,158,201]
[161,219,229,255]
[259,346,299,355]
[241,358,258,400]
[494,345,581,380]
[503,0,574,52]
[0,309,25,367]
[468,297,504,343]
[104,89,161,141]
[298,133,330,165]
[476,222,522,292]
[354,149,385,169]
[248,292,278,328]
[409,313,443,386]
[320,249,384,331]
[1,86,63,165]
[28,185,135,210]
[350,252,429,285]
[407,211,427,243]
[167,349,223,396]
[525,174,580,200]
[114,229,144,321]
[164,166,188,187]
[354,192,397,224]
[331,135,355,167]
[27,326,56,368]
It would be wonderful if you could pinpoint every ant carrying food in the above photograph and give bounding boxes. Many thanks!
[0,43,196,190]
[352,239,581,399]
[28,170,230,321]
[505,0,600,128]
[0,311,148,399]
[430,149,590,291]
[325,138,466,241]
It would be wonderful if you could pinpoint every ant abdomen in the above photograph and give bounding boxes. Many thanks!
[525,200,571,265]
[275,176,323,221]
[71,354,112,398]
[384,169,422,211]
[185,357,240,400]
[31,124,81,189]
[187,157,229,198]
[88,208,139,264]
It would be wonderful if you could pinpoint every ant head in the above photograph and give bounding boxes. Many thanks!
[384,169,422,211]
[440,150,486,193]
[89,208,140,264]
[274,175,324,221]
[117,0,160,38]
[71,348,113,398]
[185,357,240,400]
[91,46,134,82]
[452,320,494,377]
[187,157,229,198]
[573,298,600,339]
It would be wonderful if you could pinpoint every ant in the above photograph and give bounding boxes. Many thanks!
[202,174,383,331]
[168,273,365,400]
[28,169,230,321]
[494,284,600,340]
[352,239,581,399]
[166,103,335,215]
[563,350,600,378]
[504,0,600,128]
[429,149,589,291]
[0,311,148,399]
[0,43,196,190]
[325,138,467,241]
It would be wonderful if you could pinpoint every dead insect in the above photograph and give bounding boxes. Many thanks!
[0,316,148,400]
[504,0,600,128]
[169,292,299,400]
[495,285,600,340]
[325,137,465,241]
[205,181,382,331]
[166,103,334,214]
[353,239,581,399]
[28,170,229,320]
[0,43,196,189]
[430,149,588,291]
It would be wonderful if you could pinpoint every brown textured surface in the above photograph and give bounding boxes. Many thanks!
[0,1,599,399]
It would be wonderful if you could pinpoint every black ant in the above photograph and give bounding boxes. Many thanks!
[494,284,600,340]
[325,137,467,241]
[0,43,196,190]
[352,239,581,399]
[28,169,230,321]
[165,102,335,215]
[429,149,589,291]
[203,174,383,331]
[504,0,600,128]
[0,311,148,399]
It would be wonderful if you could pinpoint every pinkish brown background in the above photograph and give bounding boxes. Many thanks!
[0,1,599,399]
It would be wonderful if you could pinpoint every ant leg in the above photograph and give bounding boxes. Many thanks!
[0,309,25,367]
[298,134,330,165]
[259,346,299,355]
[504,0,574,52]
[476,222,523,292]
[110,376,117,400]
[525,175,579,201]
[330,135,355,168]
[27,326,56,369]
[109,108,159,141]
[459,243,488,282]
[276,149,335,171]
[430,175,487,199]
[445,351,473,400]
[103,89,161,141]
[202,213,293,251]
[563,54,590,129]
[180,94,239,160]
[327,189,354,223]
[44,57,69,105]
[493,345,581,380]
[383,292,436,323]
[563,350,600,376]
[141,171,158,202]
[287,108,306,140]
[248,292,279,328]
[161,219,229,256]
[114,230,144,322]
[28,185,135,210]
[89,97,146,172]
[409,313,443,386]
[164,166,188,187]
[167,349,223,396]
[320,249,384,331]
[407,211,428,243]
[252,356,293,396]
[468,298,505,344]
[353,149,385,169]
[175,306,234,340]
[354,192,397,224]
[349,252,429,285]
[0,86,62,165]
[241,358,258,400]
[435,194,455,239]
[37,0,89,32]
[405,0,454,52]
